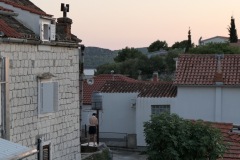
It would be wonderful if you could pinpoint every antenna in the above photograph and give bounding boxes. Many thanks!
[60,3,70,17]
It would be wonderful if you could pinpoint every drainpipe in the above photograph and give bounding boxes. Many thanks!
[79,44,85,146]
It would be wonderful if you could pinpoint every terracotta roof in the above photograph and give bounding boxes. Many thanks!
[208,122,240,160]
[0,14,37,39]
[83,74,138,105]
[174,54,240,85]
[0,0,52,16]
[99,81,177,98]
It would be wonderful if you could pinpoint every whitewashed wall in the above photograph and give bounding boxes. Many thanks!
[174,87,215,121]
[99,93,138,134]
[202,37,228,45]
[222,88,240,124]
[136,97,175,146]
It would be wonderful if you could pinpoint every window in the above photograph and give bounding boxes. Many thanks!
[43,24,49,40]
[43,144,50,160]
[151,105,170,115]
[40,141,51,160]
[40,22,56,41]
[38,82,58,114]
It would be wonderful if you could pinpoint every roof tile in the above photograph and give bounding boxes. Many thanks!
[174,54,240,85]
[0,0,52,16]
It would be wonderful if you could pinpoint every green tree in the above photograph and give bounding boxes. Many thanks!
[171,40,194,49]
[114,47,145,62]
[228,16,238,43]
[148,40,168,52]
[144,113,226,160]
[189,42,240,54]
[165,50,179,73]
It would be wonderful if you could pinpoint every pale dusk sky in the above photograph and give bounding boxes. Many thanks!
[31,0,240,50]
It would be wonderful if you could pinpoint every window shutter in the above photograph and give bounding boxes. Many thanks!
[53,82,59,112]
[40,82,58,114]
[50,24,56,41]
[40,23,44,40]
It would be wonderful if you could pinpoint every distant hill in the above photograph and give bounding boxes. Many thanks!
[84,47,117,69]
[84,46,148,69]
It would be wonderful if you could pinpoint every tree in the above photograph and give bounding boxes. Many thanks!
[189,42,240,54]
[171,40,194,49]
[228,16,238,43]
[114,47,145,62]
[185,28,192,53]
[144,113,226,160]
[148,40,168,52]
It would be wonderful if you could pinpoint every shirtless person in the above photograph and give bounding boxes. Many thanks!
[88,113,98,146]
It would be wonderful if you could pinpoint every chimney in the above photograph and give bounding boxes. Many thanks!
[214,54,224,85]
[152,71,159,82]
[56,3,72,40]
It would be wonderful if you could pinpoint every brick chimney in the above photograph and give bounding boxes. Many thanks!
[56,17,72,40]
[214,54,224,85]
[56,3,72,40]
[152,72,159,82]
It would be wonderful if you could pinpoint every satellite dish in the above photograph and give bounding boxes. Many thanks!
[87,79,94,85]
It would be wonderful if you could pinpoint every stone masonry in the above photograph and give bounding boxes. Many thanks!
[0,43,80,160]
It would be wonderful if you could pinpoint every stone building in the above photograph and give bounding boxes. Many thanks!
[0,0,83,159]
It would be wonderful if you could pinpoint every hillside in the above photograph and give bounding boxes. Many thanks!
[84,46,148,69]
[84,47,117,68]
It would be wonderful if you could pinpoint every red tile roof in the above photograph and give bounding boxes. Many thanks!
[209,122,240,160]
[0,14,37,39]
[99,81,177,98]
[174,54,240,85]
[83,74,138,105]
[0,0,52,16]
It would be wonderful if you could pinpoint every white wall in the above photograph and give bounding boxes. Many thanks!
[222,88,240,124]
[99,93,138,134]
[202,37,228,45]
[136,97,175,146]
[174,87,215,121]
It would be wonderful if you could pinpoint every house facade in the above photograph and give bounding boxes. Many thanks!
[174,54,240,125]
[199,36,229,45]
[0,1,82,159]
[99,81,177,147]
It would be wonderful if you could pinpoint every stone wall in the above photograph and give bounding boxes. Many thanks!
[0,43,80,160]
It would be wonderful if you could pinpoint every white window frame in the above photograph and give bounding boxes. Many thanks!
[151,105,170,115]
[40,19,56,41]
[38,80,59,116]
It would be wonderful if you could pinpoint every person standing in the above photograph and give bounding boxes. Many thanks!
[88,113,98,146]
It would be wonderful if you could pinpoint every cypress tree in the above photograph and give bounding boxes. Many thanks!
[185,28,192,53]
[228,16,238,43]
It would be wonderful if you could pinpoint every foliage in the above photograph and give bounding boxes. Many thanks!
[114,47,145,62]
[147,40,168,52]
[144,113,226,160]
[172,40,194,50]
[228,16,238,43]
[189,42,240,54]
[164,50,179,73]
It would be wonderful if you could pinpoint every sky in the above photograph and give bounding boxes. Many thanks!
[31,0,240,50]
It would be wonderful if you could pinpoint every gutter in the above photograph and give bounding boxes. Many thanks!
[0,38,80,48]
